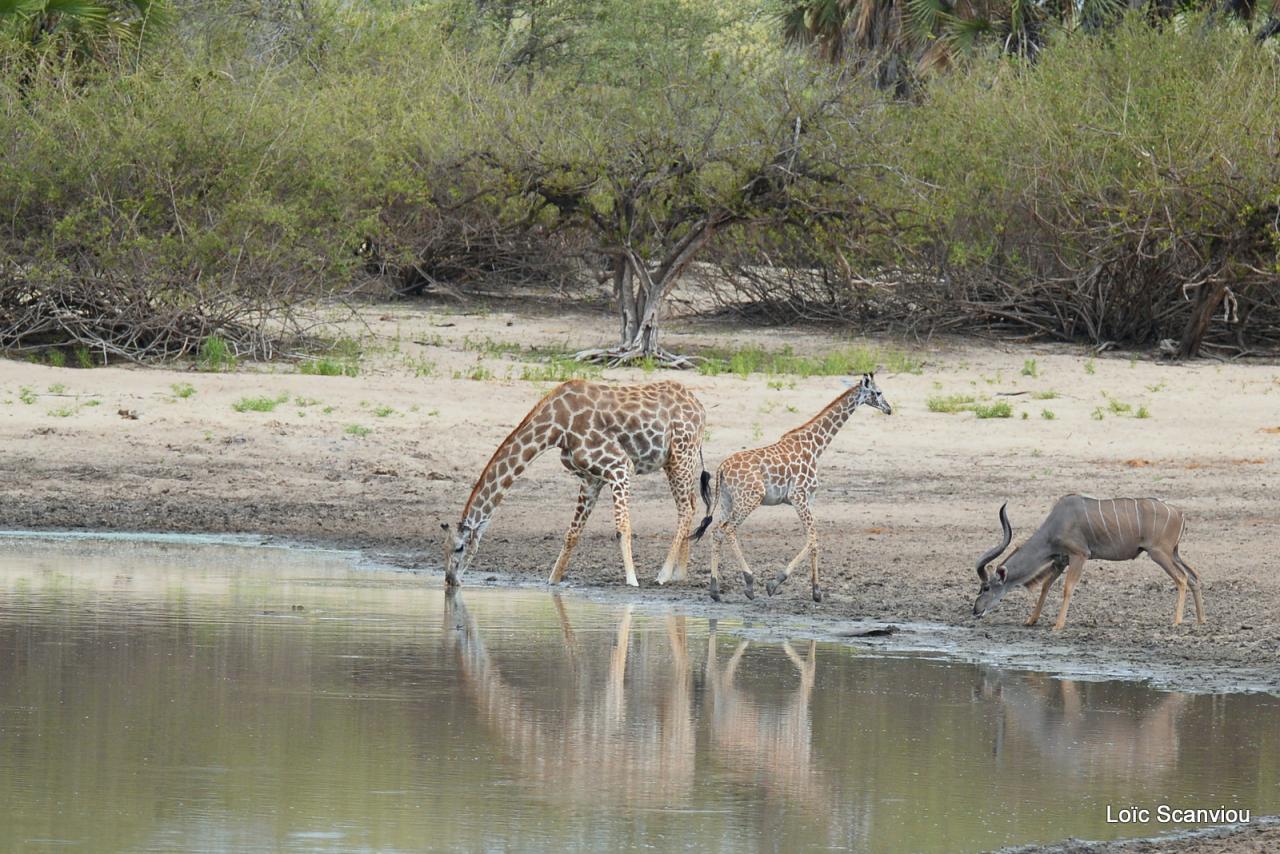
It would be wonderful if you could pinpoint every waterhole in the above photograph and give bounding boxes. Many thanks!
[0,536,1275,852]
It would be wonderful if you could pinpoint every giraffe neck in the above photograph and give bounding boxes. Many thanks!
[460,404,560,533]
[786,388,860,458]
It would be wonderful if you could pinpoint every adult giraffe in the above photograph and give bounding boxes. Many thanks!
[442,379,710,588]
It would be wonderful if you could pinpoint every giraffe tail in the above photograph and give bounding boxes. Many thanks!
[691,469,716,541]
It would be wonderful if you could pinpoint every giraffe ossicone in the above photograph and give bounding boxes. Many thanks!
[444,379,710,588]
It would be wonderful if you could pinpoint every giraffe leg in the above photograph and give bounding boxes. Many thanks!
[1052,553,1087,631]
[719,484,762,599]
[657,449,698,585]
[767,494,821,601]
[1148,548,1191,626]
[724,526,757,600]
[606,469,638,587]
[548,479,603,584]
[1025,563,1065,626]
[709,527,724,602]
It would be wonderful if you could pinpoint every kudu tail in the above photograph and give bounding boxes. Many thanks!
[691,465,716,542]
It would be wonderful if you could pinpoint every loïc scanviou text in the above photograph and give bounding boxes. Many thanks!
[1106,805,1251,824]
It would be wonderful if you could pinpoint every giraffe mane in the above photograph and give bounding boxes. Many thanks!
[782,385,857,438]
[460,382,571,523]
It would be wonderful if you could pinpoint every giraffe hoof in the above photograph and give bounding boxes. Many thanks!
[766,579,779,597]
[709,579,721,602]
[812,586,823,603]
[744,584,755,601]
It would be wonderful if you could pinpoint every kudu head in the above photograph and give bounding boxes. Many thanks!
[973,503,1014,617]
[441,519,483,587]
[845,373,893,415]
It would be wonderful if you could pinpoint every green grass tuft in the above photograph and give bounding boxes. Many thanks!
[198,336,237,372]
[927,394,977,413]
[232,392,289,413]
[1021,359,1038,378]
[973,400,1013,419]
[519,357,602,383]
[171,383,196,399]
[344,424,371,437]
[697,344,923,379]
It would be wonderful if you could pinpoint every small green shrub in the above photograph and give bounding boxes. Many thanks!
[232,392,289,413]
[300,358,359,377]
[520,358,602,383]
[47,383,66,394]
[974,401,1012,419]
[1084,359,1096,376]
[75,347,95,369]
[47,351,67,368]
[1021,359,1038,378]
[927,394,976,413]
[171,383,196,399]
[1135,405,1151,419]
[345,424,371,437]
[1041,409,1056,420]
[373,405,396,417]
[18,387,36,405]
[199,337,237,372]
[1108,399,1132,414]
[1033,390,1058,400]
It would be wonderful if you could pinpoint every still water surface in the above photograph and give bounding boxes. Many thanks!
[0,537,1276,852]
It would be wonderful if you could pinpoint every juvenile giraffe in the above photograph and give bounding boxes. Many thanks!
[692,374,892,603]
[442,379,710,588]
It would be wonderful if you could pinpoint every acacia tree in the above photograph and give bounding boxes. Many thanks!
[481,66,867,366]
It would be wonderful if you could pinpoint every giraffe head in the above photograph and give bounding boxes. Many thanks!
[847,373,892,415]
[441,519,485,586]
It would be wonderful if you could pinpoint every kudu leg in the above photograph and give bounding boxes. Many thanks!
[1173,548,1206,625]
[1148,548,1193,626]
[1052,554,1087,631]
[1026,565,1065,627]
[1024,563,1064,624]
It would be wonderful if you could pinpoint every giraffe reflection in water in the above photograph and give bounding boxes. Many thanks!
[444,590,696,805]
[443,590,861,835]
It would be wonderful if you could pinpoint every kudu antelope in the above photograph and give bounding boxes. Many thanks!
[973,496,1205,630]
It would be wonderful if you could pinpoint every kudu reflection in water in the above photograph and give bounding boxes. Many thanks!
[980,668,1190,781]
[444,590,695,806]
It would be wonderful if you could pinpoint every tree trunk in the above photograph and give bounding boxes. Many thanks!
[577,218,728,368]
[1178,279,1231,359]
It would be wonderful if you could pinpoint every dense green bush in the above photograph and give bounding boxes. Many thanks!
[2,4,1277,360]
[890,19,1280,354]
